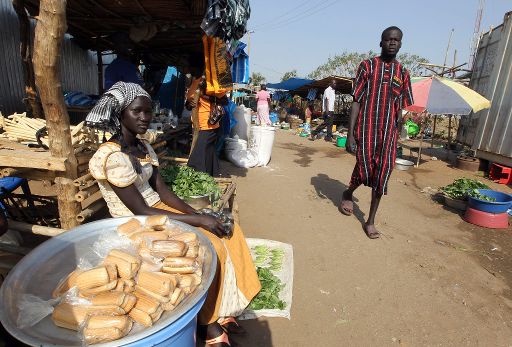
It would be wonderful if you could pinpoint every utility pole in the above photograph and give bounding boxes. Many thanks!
[469,0,485,70]
[442,29,454,76]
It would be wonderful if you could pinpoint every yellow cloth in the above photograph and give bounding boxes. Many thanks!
[89,142,160,217]
[203,35,232,98]
[153,201,261,324]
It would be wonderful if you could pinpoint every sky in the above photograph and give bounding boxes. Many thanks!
[242,0,511,82]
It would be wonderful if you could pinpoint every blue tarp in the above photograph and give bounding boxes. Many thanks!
[231,42,250,84]
[267,78,314,91]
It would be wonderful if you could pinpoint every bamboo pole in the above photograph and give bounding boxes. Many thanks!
[81,190,103,209]
[76,200,106,223]
[431,115,437,148]
[75,184,99,202]
[8,220,64,237]
[73,172,92,187]
[33,0,81,229]
[152,140,167,150]
[162,156,188,163]
[0,168,28,178]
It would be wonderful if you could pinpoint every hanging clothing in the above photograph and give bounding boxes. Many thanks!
[201,0,251,42]
[231,42,250,84]
[349,56,414,195]
[203,35,233,98]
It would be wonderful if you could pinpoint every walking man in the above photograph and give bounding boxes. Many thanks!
[311,79,336,141]
[340,26,413,239]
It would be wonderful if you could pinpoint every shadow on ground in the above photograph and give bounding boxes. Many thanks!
[310,173,366,226]
[277,142,318,167]
[219,159,249,178]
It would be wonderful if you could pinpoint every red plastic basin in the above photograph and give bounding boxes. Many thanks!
[464,207,509,229]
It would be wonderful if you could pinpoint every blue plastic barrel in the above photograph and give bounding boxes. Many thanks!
[126,295,207,347]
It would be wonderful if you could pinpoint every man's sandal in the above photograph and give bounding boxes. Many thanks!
[218,317,246,335]
[205,331,231,346]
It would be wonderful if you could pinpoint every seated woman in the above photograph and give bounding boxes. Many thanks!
[86,82,260,347]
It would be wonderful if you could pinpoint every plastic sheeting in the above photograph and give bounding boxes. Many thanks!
[267,78,314,91]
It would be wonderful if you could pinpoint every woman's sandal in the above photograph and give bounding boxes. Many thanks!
[205,331,232,346]
[218,317,246,335]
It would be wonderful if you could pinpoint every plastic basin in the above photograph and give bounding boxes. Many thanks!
[468,189,512,213]
[0,216,217,347]
[464,207,509,229]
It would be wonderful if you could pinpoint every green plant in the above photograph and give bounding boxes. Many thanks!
[160,165,221,201]
[248,267,286,310]
[440,178,494,201]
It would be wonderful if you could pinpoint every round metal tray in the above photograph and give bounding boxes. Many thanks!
[0,216,217,347]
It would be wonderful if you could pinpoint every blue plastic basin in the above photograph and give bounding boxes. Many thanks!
[468,189,512,213]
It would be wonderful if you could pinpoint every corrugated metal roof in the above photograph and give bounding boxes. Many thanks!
[470,11,512,164]
[0,0,25,115]
[0,0,99,116]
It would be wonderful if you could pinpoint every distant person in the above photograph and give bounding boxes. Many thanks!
[305,102,313,124]
[255,84,272,126]
[340,26,413,239]
[311,79,336,141]
[104,32,143,90]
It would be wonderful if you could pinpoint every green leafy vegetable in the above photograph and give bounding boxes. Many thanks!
[440,178,494,201]
[248,267,286,310]
[160,165,221,201]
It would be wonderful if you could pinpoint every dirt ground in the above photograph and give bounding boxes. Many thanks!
[219,130,512,347]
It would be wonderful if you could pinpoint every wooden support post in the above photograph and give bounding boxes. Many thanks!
[33,0,81,229]
[96,46,104,95]
[431,115,437,148]
[448,114,452,149]
[12,0,43,118]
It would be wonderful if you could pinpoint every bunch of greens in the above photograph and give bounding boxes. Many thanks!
[440,178,494,201]
[160,165,221,201]
[252,245,285,272]
[253,245,271,268]
[248,267,286,310]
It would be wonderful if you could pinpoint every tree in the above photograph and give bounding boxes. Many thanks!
[308,51,430,79]
[249,72,266,86]
[281,69,297,82]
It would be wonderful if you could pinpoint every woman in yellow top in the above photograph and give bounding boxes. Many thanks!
[87,82,260,347]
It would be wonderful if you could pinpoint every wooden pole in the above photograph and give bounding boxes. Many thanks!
[12,0,43,118]
[96,45,104,95]
[431,115,437,148]
[448,114,452,149]
[8,220,64,237]
[33,0,81,229]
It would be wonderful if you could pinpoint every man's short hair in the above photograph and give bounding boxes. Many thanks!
[381,26,403,40]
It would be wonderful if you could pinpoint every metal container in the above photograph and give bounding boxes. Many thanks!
[443,195,468,211]
[458,11,512,167]
[395,158,414,171]
[0,216,217,347]
[184,194,211,210]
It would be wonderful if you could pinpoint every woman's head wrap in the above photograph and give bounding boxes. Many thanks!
[86,82,150,132]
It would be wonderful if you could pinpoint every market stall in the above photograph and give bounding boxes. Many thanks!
[0,0,214,232]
